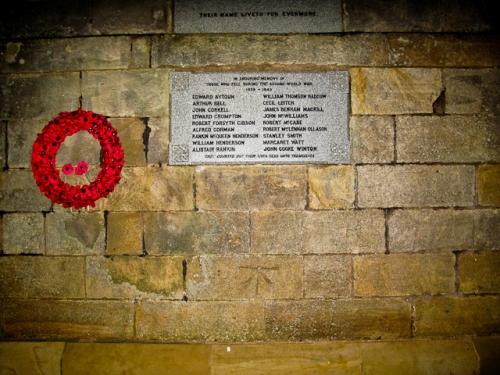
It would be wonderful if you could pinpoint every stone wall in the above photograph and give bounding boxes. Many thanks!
[0,0,499,373]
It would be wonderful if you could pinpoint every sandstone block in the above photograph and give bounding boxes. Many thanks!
[195,166,306,210]
[0,121,5,168]
[473,336,500,375]
[130,37,151,68]
[0,170,51,211]
[459,252,500,293]
[144,211,249,254]
[474,209,500,249]
[55,129,101,167]
[358,165,475,207]
[415,296,500,336]
[478,165,500,207]
[354,253,455,296]
[396,116,499,163]
[86,256,184,299]
[0,342,65,375]
[2,213,44,254]
[147,117,169,164]
[351,68,442,115]
[186,255,302,300]
[46,211,105,255]
[107,212,143,255]
[0,256,85,298]
[251,211,304,254]
[3,300,134,340]
[264,299,411,340]
[304,255,352,298]
[350,116,394,163]
[110,118,147,166]
[308,166,354,209]
[82,70,168,117]
[136,301,265,342]
[0,72,79,119]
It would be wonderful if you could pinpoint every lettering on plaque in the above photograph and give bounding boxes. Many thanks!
[170,72,350,165]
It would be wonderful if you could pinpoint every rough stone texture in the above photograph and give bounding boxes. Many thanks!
[136,301,265,342]
[474,209,500,250]
[0,121,5,168]
[144,211,249,255]
[351,68,442,115]
[130,37,151,69]
[0,37,132,73]
[251,211,304,254]
[387,34,500,67]
[459,252,500,294]
[152,34,388,67]
[308,166,354,209]
[443,69,500,115]
[86,256,184,299]
[195,166,306,210]
[473,336,500,375]
[82,70,168,117]
[110,118,147,166]
[0,169,52,211]
[0,342,65,375]
[104,166,194,211]
[415,296,500,336]
[147,117,169,164]
[3,300,134,340]
[478,165,500,207]
[45,211,105,255]
[62,343,210,375]
[265,299,411,340]
[350,116,394,163]
[106,212,143,255]
[304,255,352,298]
[357,165,475,208]
[56,130,101,167]
[388,209,474,252]
[2,213,44,254]
[186,255,302,300]
[0,256,85,298]
[0,72,79,119]
[354,253,455,297]
[396,116,499,163]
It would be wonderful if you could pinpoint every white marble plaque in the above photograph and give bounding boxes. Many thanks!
[174,0,342,33]
[170,72,350,165]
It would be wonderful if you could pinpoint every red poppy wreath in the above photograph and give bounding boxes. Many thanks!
[31,109,124,209]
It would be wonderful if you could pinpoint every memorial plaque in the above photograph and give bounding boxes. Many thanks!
[170,72,350,165]
[174,0,342,34]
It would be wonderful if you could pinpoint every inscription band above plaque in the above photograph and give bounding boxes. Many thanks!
[170,72,350,165]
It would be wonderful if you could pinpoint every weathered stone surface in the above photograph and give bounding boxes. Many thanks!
[0,122,5,168]
[460,252,500,294]
[474,209,500,249]
[86,256,184,299]
[105,166,194,211]
[443,69,500,114]
[3,300,134,340]
[388,209,474,252]
[211,342,362,375]
[136,301,265,342]
[62,343,210,375]
[144,211,249,254]
[0,72,79,119]
[152,34,388,67]
[478,165,500,207]
[350,116,394,163]
[0,37,132,73]
[2,213,44,254]
[265,299,411,340]
[308,166,354,209]
[110,118,146,166]
[303,210,386,254]
[147,117,169,164]
[0,256,85,298]
[396,116,499,163]
[304,255,352,298]
[388,34,500,68]
[107,212,143,255]
[358,165,475,208]
[473,336,500,375]
[251,211,304,254]
[130,37,151,69]
[361,340,479,375]
[186,255,302,300]
[82,70,168,117]
[55,129,101,167]
[415,296,500,336]
[195,166,306,210]
[0,342,65,375]
[0,170,51,211]
[351,68,442,115]
[7,119,48,167]
[354,253,455,296]
[46,211,105,255]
